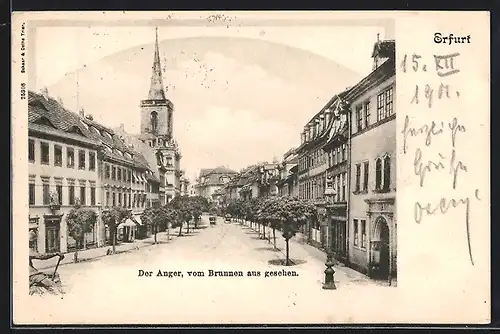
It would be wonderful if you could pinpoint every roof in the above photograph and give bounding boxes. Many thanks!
[147,28,167,101]
[28,92,101,148]
[28,90,157,171]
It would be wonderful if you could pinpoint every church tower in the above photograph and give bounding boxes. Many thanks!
[140,27,174,140]
[139,28,182,204]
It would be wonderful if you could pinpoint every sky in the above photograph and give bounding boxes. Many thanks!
[30,16,393,181]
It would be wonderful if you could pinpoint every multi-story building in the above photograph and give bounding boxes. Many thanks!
[179,176,190,196]
[257,163,280,197]
[194,166,237,200]
[296,96,341,248]
[28,86,164,252]
[29,90,101,253]
[277,148,299,197]
[345,38,396,279]
[322,91,350,264]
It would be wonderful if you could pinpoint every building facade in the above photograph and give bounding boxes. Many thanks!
[322,93,350,264]
[345,39,396,279]
[28,91,102,253]
[194,166,237,200]
[277,148,299,197]
[296,96,341,249]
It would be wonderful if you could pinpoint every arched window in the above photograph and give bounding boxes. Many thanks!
[383,155,391,191]
[150,111,158,133]
[375,158,382,190]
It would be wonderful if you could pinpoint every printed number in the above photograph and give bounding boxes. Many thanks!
[400,54,422,73]
[20,83,26,100]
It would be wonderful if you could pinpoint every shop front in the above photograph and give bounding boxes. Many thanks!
[43,214,64,253]
[29,216,40,251]
[327,203,348,263]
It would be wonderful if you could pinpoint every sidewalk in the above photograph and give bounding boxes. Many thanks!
[34,221,206,271]
[239,220,393,287]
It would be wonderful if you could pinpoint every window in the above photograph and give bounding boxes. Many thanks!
[356,105,363,132]
[90,186,96,205]
[69,185,75,205]
[106,191,110,206]
[341,173,346,201]
[332,150,336,165]
[28,139,35,162]
[112,192,116,206]
[133,194,137,207]
[385,87,394,117]
[118,192,122,206]
[54,145,62,166]
[123,168,127,182]
[375,158,382,190]
[105,165,110,179]
[40,142,49,165]
[342,144,347,162]
[89,152,96,171]
[353,219,359,246]
[42,183,50,205]
[361,220,367,248]
[355,164,361,192]
[80,186,86,205]
[128,194,131,208]
[56,185,63,205]
[363,162,369,191]
[117,168,121,182]
[123,193,127,207]
[112,167,116,180]
[384,155,391,191]
[78,150,86,170]
[377,91,385,121]
[150,111,158,133]
[364,101,371,128]
[29,183,35,205]
[128,171,132,182]
[67,148,75,168]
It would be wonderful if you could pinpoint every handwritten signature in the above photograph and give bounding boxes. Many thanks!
[414,189,480,266]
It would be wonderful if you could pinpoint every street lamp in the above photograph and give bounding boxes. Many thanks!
[323,176,336,290]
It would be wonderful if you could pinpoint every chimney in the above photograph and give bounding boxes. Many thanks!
[120,123,125,131]
[79,107,85,117]
[40,87,49,101]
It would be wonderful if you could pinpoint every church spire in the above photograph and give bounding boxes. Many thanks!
[148,27,166,100]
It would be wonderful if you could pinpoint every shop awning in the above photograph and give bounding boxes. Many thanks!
[118,218,137,228]
[133,216,143,225]
[133,174,140,182]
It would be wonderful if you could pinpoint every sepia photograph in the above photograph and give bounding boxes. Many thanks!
[12,11,490,325]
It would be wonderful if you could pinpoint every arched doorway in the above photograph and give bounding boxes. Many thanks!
[374,216,390,279]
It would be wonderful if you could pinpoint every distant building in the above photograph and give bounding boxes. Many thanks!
[194,166,237,200]
[277,148,299,197]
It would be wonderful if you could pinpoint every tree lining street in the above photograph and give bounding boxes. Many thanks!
[25,216,395,324]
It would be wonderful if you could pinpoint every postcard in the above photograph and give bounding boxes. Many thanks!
[11,10,490,325]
